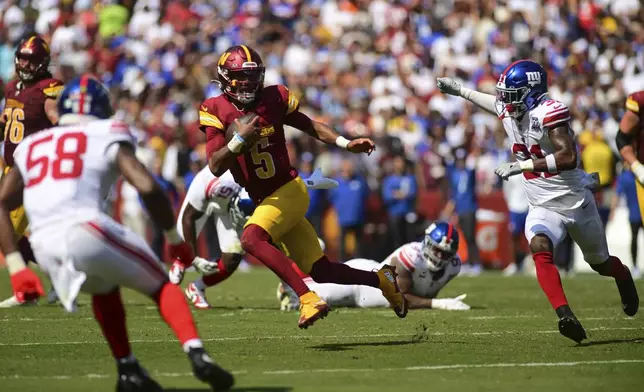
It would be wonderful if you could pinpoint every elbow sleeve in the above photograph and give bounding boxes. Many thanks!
[616,129,635,151]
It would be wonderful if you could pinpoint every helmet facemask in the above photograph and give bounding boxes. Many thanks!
[218,65,265,105]
[421,238,456,272]
[496,84,529,119]
[15,53,48,82]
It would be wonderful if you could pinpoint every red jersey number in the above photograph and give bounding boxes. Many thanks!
[26,132,87,187]
[511,143,558,180]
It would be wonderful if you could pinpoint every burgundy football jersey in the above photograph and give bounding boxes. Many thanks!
[2,77,63,166]
[201,85,300,203]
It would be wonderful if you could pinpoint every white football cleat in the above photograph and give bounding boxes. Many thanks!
[185,282,211,309]
[169,261,185,285]
[0,295,39,308]
[276,282,299,311]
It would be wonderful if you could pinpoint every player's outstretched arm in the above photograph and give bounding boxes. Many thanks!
[286,112,375,155]
[616,108,644,182]
[0,168,43,300]
[436,77,497,115]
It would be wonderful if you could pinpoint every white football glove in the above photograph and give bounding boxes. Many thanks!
[436,77,462,96]
[494,162,523,180]
[431,294,470,311]
[632,161,644,185]
[192,256,220,275]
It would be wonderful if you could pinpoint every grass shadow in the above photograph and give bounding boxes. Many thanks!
[577,337,644,347]
[311,340,419,352]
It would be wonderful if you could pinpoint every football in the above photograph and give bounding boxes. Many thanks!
[225,113,261,154]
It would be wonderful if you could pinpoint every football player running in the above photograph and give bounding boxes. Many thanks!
[437,60,639,343]
[0,76,234,391]
[280,222,469,311]
[200,45,407,328]
[615,90,644,222]
[0,35,62,307]
[171,167,338,309]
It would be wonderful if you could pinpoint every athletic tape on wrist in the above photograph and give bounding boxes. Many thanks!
[335,136,350,149]
[545,154,557,173]
[227,133,245,153]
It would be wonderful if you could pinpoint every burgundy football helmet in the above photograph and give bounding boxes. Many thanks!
[15,35,51,82]
[216,45,265,105]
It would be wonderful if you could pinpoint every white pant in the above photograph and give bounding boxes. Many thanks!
[525,190,609,265]
[30,214,166,312]
[305,258,389,308]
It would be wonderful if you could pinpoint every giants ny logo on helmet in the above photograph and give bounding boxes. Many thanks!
[526,72,541,87]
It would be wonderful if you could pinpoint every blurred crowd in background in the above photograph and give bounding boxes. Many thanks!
[1,0,643,273]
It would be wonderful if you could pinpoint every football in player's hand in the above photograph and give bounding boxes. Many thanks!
[226,113,261,154]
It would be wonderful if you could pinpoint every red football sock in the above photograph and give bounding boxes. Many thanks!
[606,256,629,280]
[92,289,131,359]
[309,256,380,287]
[533,251,568,310]
[153,282,199,345]
[202,259,232,287]
[241,224,310,297]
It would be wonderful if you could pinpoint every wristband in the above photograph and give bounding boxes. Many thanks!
[164,227,182,245]
[545,154,558,173]
[6,251,27,275]
[335,136,350,149]
[519,159,534,172]
[227,133,245,154]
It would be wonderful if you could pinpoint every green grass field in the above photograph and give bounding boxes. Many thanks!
[1,268,643,392]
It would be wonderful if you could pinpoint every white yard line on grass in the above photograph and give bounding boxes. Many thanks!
[0,327,641,347]
[0,359,642,381]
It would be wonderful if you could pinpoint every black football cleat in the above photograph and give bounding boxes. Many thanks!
[556,305,587,344]
[615,267,639,317]
[116,360,164,392]
[188,347,234,391]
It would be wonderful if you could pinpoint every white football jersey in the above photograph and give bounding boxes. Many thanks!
[177,167,242,238]
[383,242,461,298]
[13,119,134,239]
[495,97,589,211]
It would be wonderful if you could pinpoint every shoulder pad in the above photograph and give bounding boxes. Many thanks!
[41,79,64,98]
[626,92,644,113]
[199,97,225,130]
[540,100,570,128]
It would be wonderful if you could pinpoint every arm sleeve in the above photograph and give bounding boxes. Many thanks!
[460,87,497,115]
[543,103,571,128]
[105,121,137,164]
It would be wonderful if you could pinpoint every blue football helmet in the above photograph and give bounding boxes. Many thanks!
[229,189,256,228]
[422,221,460,272]
[496,60,548,119]
[57,75,113,121]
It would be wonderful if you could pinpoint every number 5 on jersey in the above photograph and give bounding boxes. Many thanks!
[26,132,87,187]
[251,137,275,179]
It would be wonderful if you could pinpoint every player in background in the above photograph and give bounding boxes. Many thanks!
[0,76,234,391]
[615,90,644,222]
[280,222,469,311]
[169,167,255,308]
[437,60,639,343]
[0,35,62,307]
[200,45,407,328]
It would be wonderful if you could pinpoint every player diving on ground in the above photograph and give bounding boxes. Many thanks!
[279,222,470,311]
